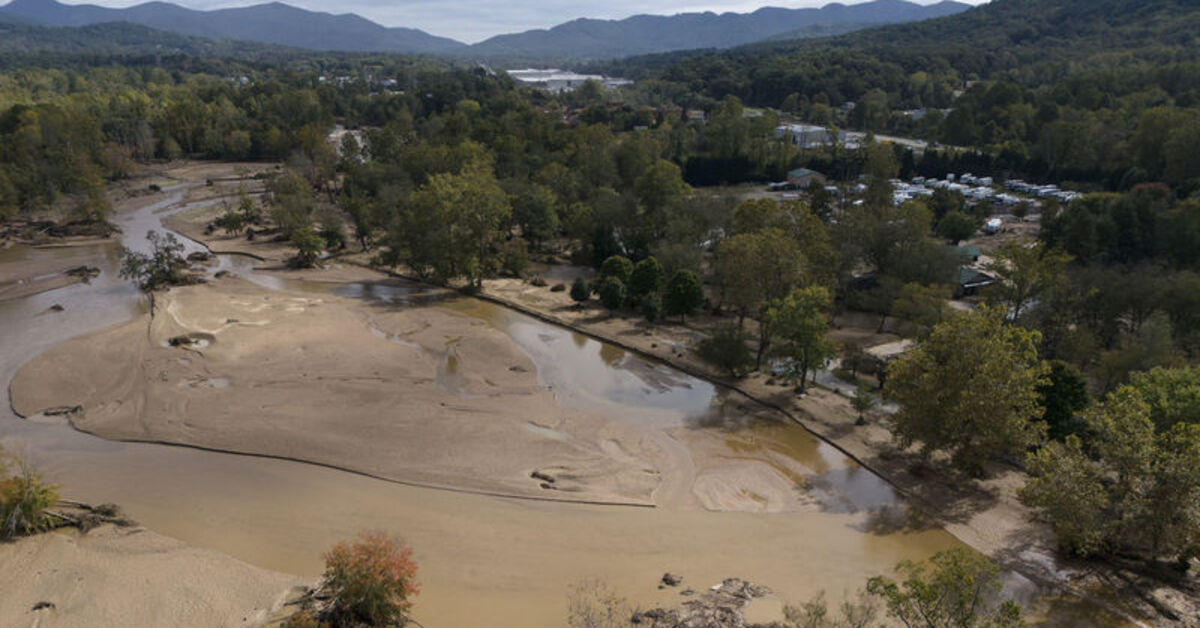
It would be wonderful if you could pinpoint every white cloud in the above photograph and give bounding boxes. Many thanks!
[55,0,989,43]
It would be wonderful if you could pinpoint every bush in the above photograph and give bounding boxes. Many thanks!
[570,277,591,305]
[1,455,59,540]
[288,225,324,269]
[322,531,419,628]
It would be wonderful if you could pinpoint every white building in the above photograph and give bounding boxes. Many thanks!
[506,69,632,94]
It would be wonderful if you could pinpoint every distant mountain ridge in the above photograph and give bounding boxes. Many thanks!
[0,0,468,54]
[471,0,972,60]
[0,0,973,60]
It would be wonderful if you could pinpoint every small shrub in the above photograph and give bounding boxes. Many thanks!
[322,531,419,628]
[288,225,324,269]
[570,277,591,305]
[0,456,59,540]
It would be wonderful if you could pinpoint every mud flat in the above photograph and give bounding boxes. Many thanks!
[11,276,666,505]
[0,525,307,628]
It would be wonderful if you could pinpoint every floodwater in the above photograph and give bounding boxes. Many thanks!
[0,185,1133,627]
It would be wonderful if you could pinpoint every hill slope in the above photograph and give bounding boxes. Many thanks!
[0,0,468,54]
[601,0,1200,100]
[0,19,299,61]
[471,0,970,60]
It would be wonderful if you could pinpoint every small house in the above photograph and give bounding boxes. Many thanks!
[955,267,995,298]
[787,168,827,188]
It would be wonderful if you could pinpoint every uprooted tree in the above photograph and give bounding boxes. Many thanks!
[118,230,189,291]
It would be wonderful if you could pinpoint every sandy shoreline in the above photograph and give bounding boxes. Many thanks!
[0,525,308,628]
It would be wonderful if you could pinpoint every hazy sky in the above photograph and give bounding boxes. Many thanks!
[57,0,990,43]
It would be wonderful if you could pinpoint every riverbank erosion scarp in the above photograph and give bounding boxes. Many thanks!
[10,276,666,505]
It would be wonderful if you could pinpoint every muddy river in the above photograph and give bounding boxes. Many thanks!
[0,185,1131,627]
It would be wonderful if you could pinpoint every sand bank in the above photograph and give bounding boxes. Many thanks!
[0,525,307,628]
[11,276,666,505]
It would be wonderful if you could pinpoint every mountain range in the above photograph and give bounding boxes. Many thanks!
[0,0,972,60]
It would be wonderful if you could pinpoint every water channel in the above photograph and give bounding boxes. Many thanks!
[0,185,1132,626]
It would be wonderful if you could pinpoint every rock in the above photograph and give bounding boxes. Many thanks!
[508,365,528,373]
[47,304,65,312]
[680,589,695,596]
[661,573,683,587]
[187,251,213,263]
[31,602,55,611]
[226,318,240,324]
[550,283,566,292]
[531,471,555,484]
[214,270,234,279]
[530,276,548,287]
[633,578,771,628]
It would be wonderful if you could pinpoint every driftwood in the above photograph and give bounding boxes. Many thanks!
[45,500,137,533]
[285,582,423,627]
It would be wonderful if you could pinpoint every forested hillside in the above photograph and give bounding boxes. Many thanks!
[598,0,1200,191]
[469,0,969,61]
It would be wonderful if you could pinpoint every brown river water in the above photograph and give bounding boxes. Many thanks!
[0,186,1133,627]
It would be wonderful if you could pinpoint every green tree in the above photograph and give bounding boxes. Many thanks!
[884,306,1049,475]
[768,287,837,392]
[597,276,627,312]
[984,242,1071,322]
[1021,386,1200,561]
[866,548,1025,628]
[600,255,635,285]
[289,225,324,269]
[697,324,754,378]
[1129,366,1200,431]
[1038,360,1091,442]
[628,256,666,301]
[401,163,511,286]
[891,283,954,338]
[936,211,978,245]
[512,183,559,247]
[664,270,704,322]
[716,228,804,325]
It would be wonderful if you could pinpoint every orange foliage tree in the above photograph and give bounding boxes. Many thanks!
[322,530,420,627]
